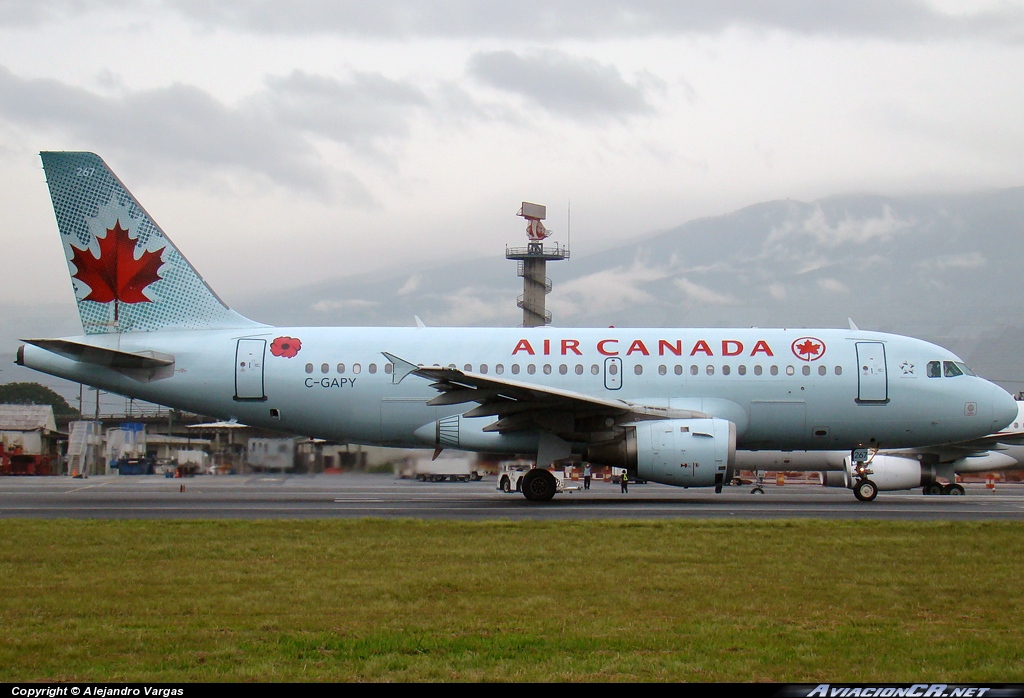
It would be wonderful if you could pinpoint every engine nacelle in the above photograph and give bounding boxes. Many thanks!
[412,414,540,453]
[586,418,736,488]
[822,455,928,492]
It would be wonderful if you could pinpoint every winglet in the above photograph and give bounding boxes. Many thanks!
[848,318,860,331]
[414,315,427,328]
[382,352,419,384]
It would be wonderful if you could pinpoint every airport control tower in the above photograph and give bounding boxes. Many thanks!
[506,202,569,327]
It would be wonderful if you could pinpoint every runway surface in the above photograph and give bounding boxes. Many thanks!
[1,473,1023,520]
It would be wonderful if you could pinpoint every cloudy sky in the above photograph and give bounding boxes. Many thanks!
[2,0,1024,322]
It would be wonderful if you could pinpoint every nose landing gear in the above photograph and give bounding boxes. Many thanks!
[851,448,878,502]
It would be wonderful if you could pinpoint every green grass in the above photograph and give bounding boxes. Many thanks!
[2,519,1023,682]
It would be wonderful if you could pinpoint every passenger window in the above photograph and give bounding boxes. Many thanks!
[495,364,504,375]
[835,366,842,376]
[337,363,345,374]
[512,364,521,375]
[634,364,643,376]
[786,366,795,376]
[770,366,779,376]
[559,364,568,375]
[754,365,762,376]
[591,365,600,375]
[818,365,826,376]
[674,365,683,376]
[927,361,941,378]
[464,364,472,372]
[690,365,698,376]
[722,365,730,376]
[480,364,488,374]
[527,364,536,375]
[802,365,810,376]
[543,364,552,375]
[575,364,584,375]
[305,363,314,374]
[385,363,393,375]
[352,363,361,374]
[706,365,714,376]
[368,363,377,374]
[738,365,746,376]
[321,363,329,374]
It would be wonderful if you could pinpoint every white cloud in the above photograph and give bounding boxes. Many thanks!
[673,278,737,305]
[549,261,671,317]
[468,49,656,121]
[816,278,849,294]
[915,251,986,271]
[767,205,916,249]
[311,299,379,312]
[158,1,1024,42]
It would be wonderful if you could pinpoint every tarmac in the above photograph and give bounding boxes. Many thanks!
[1,473,1023,521]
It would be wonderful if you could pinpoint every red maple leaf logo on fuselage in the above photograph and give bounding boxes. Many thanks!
[70,221,164,304]
[791,337,826,361]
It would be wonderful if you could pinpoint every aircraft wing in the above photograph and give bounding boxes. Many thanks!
[384,352,706,439]
[918,432,1024,458]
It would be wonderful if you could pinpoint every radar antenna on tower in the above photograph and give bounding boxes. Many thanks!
[506,202,569,327]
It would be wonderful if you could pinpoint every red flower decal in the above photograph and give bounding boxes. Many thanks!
[270,336,302,358]
[791,337,826,362]
[70,220,164,304]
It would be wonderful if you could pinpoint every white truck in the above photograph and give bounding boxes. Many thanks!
[405,455,483,482]
[497,460,566,493]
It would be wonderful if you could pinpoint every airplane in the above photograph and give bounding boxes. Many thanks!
[732,401,1024,498]
[15,152,1020,502]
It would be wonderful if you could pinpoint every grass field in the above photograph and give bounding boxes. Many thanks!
[2,519,1023,682]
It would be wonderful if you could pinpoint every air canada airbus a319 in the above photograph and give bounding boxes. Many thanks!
[17,152,1019,501]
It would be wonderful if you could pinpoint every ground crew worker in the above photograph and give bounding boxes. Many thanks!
[620,469,629,493]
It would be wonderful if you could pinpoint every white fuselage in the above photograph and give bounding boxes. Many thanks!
[20,326,1016,455]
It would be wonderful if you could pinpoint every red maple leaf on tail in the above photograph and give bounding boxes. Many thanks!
[70,221,164,304]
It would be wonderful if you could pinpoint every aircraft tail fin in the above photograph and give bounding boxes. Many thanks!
[40,151,264,334]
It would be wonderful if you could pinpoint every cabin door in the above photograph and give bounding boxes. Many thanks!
[855,342,888,403]
[235,338,267,401]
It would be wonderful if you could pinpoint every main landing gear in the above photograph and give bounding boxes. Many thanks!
[923,482,965,496]
[521,468,558,502]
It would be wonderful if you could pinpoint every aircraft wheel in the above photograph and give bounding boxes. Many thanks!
[945,483,965,496]
[853,479,878,502]
[501,477,511,493]
[521,469,557,502]
[923,483,944,496]
[751,487,765,495]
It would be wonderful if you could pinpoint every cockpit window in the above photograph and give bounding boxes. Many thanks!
[943,361,963,377]
[956,362,976,376]
[927,361,941,378]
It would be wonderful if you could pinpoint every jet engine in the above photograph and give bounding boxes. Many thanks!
[413,414,540,453]
[585,418,736,488]
[821,455,929,492]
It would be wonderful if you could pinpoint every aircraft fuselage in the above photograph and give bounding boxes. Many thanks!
[20,326,1012,454]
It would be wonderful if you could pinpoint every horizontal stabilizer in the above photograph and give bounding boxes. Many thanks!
[21,338,174,380]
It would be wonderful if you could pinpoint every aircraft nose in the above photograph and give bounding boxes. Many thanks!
[990,383,1018,431]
